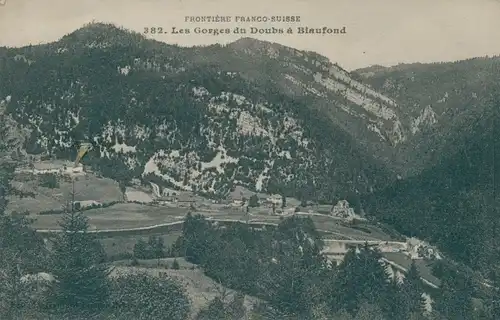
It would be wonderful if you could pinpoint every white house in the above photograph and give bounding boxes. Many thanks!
[265,194,282,206]
[405,237,442,260]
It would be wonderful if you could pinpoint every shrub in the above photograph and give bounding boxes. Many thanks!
[109,272,190,320]
[39,173,59,189]
[130,257,139,266]
[172,259,180,270]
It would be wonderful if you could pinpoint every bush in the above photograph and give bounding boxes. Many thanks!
[248,194,259,208]
[130,257,139,266]
[108,272,190,320]
[39,173,59,189]
[172,258,180,270]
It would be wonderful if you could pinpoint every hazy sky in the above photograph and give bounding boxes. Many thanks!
[0,0,499,70]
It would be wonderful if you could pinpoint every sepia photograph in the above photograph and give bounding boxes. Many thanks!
[0,0,499,319]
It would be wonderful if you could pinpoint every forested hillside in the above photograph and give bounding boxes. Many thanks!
[363,92,500,278]
[354,57,500,176]
[0,22,403,203]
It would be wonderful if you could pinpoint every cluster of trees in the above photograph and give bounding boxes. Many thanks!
[362,95,500,279]
[2,171,500,318]
[171,213,461,319]
[133,235,166,260]
[39,173,59,189]
[176,212,500,319]
[0,120,192,318]
[1,209,192,319]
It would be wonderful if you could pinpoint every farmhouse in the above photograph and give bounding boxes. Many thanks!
[154,195,178,205]
[405,237,442,260]
[264,194,281,207]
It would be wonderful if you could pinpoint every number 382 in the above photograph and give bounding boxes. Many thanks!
[144,27,165,34]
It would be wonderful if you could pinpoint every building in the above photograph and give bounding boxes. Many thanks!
[154,195,178,205]
[379,241,407,253]
[405,237,442,260]
[264,194,282,207]
[73,200,101,210]
[322,240,409,264]
[330,200,356,221]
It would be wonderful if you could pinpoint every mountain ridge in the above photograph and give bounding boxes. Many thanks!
[3,22,498,205]
[353,55,500,175]
[0,22,407,203]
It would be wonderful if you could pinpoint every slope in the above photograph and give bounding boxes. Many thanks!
[0,22,400,203]
[354,56,500,176]
[362,91,500,275]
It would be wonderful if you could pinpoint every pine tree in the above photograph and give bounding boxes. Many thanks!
[330,244,392,314]
[381,277,406,319]
[196,297,229,320]
[400,260,426,317]
[109,272,190,320]
[133,238,148,259]
[49,210,111,314]
[0,214,47,319]
[0,117,47,318]
[249,194,259,207]
[149,235,165,259]
[0,115,16,214]
[434,269,475,320]
[227,292,246,319]
[354,302,387,320]
[263,216,330,316]
[182,213,216,264]
[172,258,180,270]
[149,236,165,265]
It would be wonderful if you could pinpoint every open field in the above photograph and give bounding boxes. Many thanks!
[200,208,392,239]
[31,201,395,243]
[8,168,395,241]
[32,203,189,230]
[8,173,123,214]
[310,217,394,241]
[7,191,62,214]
